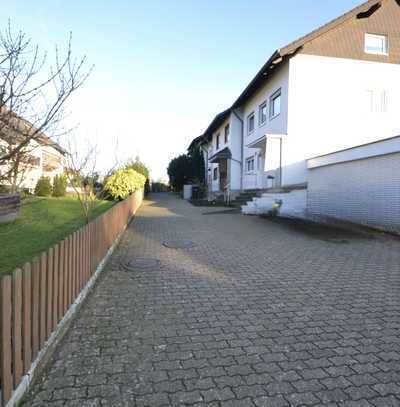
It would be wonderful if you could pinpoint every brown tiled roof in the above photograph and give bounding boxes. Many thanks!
[279,0,382,55]
[0,108,67,155]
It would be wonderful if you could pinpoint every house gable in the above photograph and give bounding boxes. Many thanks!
[296,0,400,64]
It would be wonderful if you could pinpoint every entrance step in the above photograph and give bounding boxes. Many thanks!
[230,190,264,208]
[241,188,307,218]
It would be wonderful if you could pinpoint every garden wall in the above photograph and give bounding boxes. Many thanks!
[0,190,143,406]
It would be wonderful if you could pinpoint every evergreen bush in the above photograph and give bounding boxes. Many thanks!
[52,175,67,197]
[34,176,52,196]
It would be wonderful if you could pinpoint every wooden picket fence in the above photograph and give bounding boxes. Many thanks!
[0,190,143,406]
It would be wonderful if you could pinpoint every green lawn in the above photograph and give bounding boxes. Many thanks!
[0,197,114,276]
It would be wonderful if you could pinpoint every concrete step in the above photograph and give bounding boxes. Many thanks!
[241,189,307,218]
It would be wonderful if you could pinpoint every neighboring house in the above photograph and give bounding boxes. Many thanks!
[191,0,400,214]
[190,109,243,197]
[0,129,66,192]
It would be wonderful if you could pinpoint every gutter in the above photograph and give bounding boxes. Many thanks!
[231,108,244,191]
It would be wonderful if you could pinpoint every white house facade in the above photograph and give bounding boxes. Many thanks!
[190,0,400,221]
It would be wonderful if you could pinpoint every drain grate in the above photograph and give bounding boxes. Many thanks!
[163,240,196,249]
[122,258,161,271]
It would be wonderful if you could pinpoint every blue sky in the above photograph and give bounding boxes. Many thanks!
[2,1,362,181]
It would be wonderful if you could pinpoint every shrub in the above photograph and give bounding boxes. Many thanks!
[52,175,67,197]
[0,184,10,193]
[125,157,150,195]
[104,168,146,200]
[34,176,52,196]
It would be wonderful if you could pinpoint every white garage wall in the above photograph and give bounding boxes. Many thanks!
[307,152,400,232]
[286,54,400,187]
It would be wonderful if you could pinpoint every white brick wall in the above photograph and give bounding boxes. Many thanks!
[307,152,400,232]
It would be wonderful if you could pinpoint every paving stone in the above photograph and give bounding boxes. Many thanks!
[53,387,87,400]
[344,385,379,401]
[340,400,374,407]
[348,374,378,387]
[292,379,326,392]
[372,382,400,396]
[265,381,296,396]
[87,384,120,399]
[245,373,273,385]
[284,392,320,406]
[136,392,170,407]
[370,395,400,407]
[233,385,267,399]
[321,376,353,389]
[300,367,330,380]
[170,390,204,405]
[253,395,289,407]
[64,399,101,407]
[154,379,185,393]
[201,387,236,402]
[316,388,349,403]
[221,399,256,407]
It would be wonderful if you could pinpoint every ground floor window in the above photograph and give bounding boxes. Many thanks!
[246,156,255,172]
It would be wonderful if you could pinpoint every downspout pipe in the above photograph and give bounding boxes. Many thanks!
[231,108,244,191]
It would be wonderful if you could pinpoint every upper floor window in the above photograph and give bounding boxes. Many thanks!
[270,89,281,119]
[365,33,388,55]
[224,124,230,144]
[245,156,255,173]
[247,112,255,134]
[366,89,388,113]
[216,133,220,150]
[259,101,267,126]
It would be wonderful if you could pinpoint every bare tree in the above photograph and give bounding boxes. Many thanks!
[0,22,93,191]
[65,136,119,224]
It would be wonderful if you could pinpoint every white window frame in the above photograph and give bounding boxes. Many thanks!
[364,33,388,55]
[259,101,267,126]
[245,156,255,173]
[247,112,255,135]
[270,89,281,120]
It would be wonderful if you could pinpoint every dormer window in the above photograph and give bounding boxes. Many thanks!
[365,33,388,55]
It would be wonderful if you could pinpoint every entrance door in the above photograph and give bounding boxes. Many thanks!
[219,160,228,191]
[265,136,282,187]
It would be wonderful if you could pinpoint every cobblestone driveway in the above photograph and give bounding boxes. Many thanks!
[24,193,400,407]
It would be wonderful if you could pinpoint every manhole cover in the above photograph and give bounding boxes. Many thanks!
[122,258,160,271]
[163,240,196,249]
